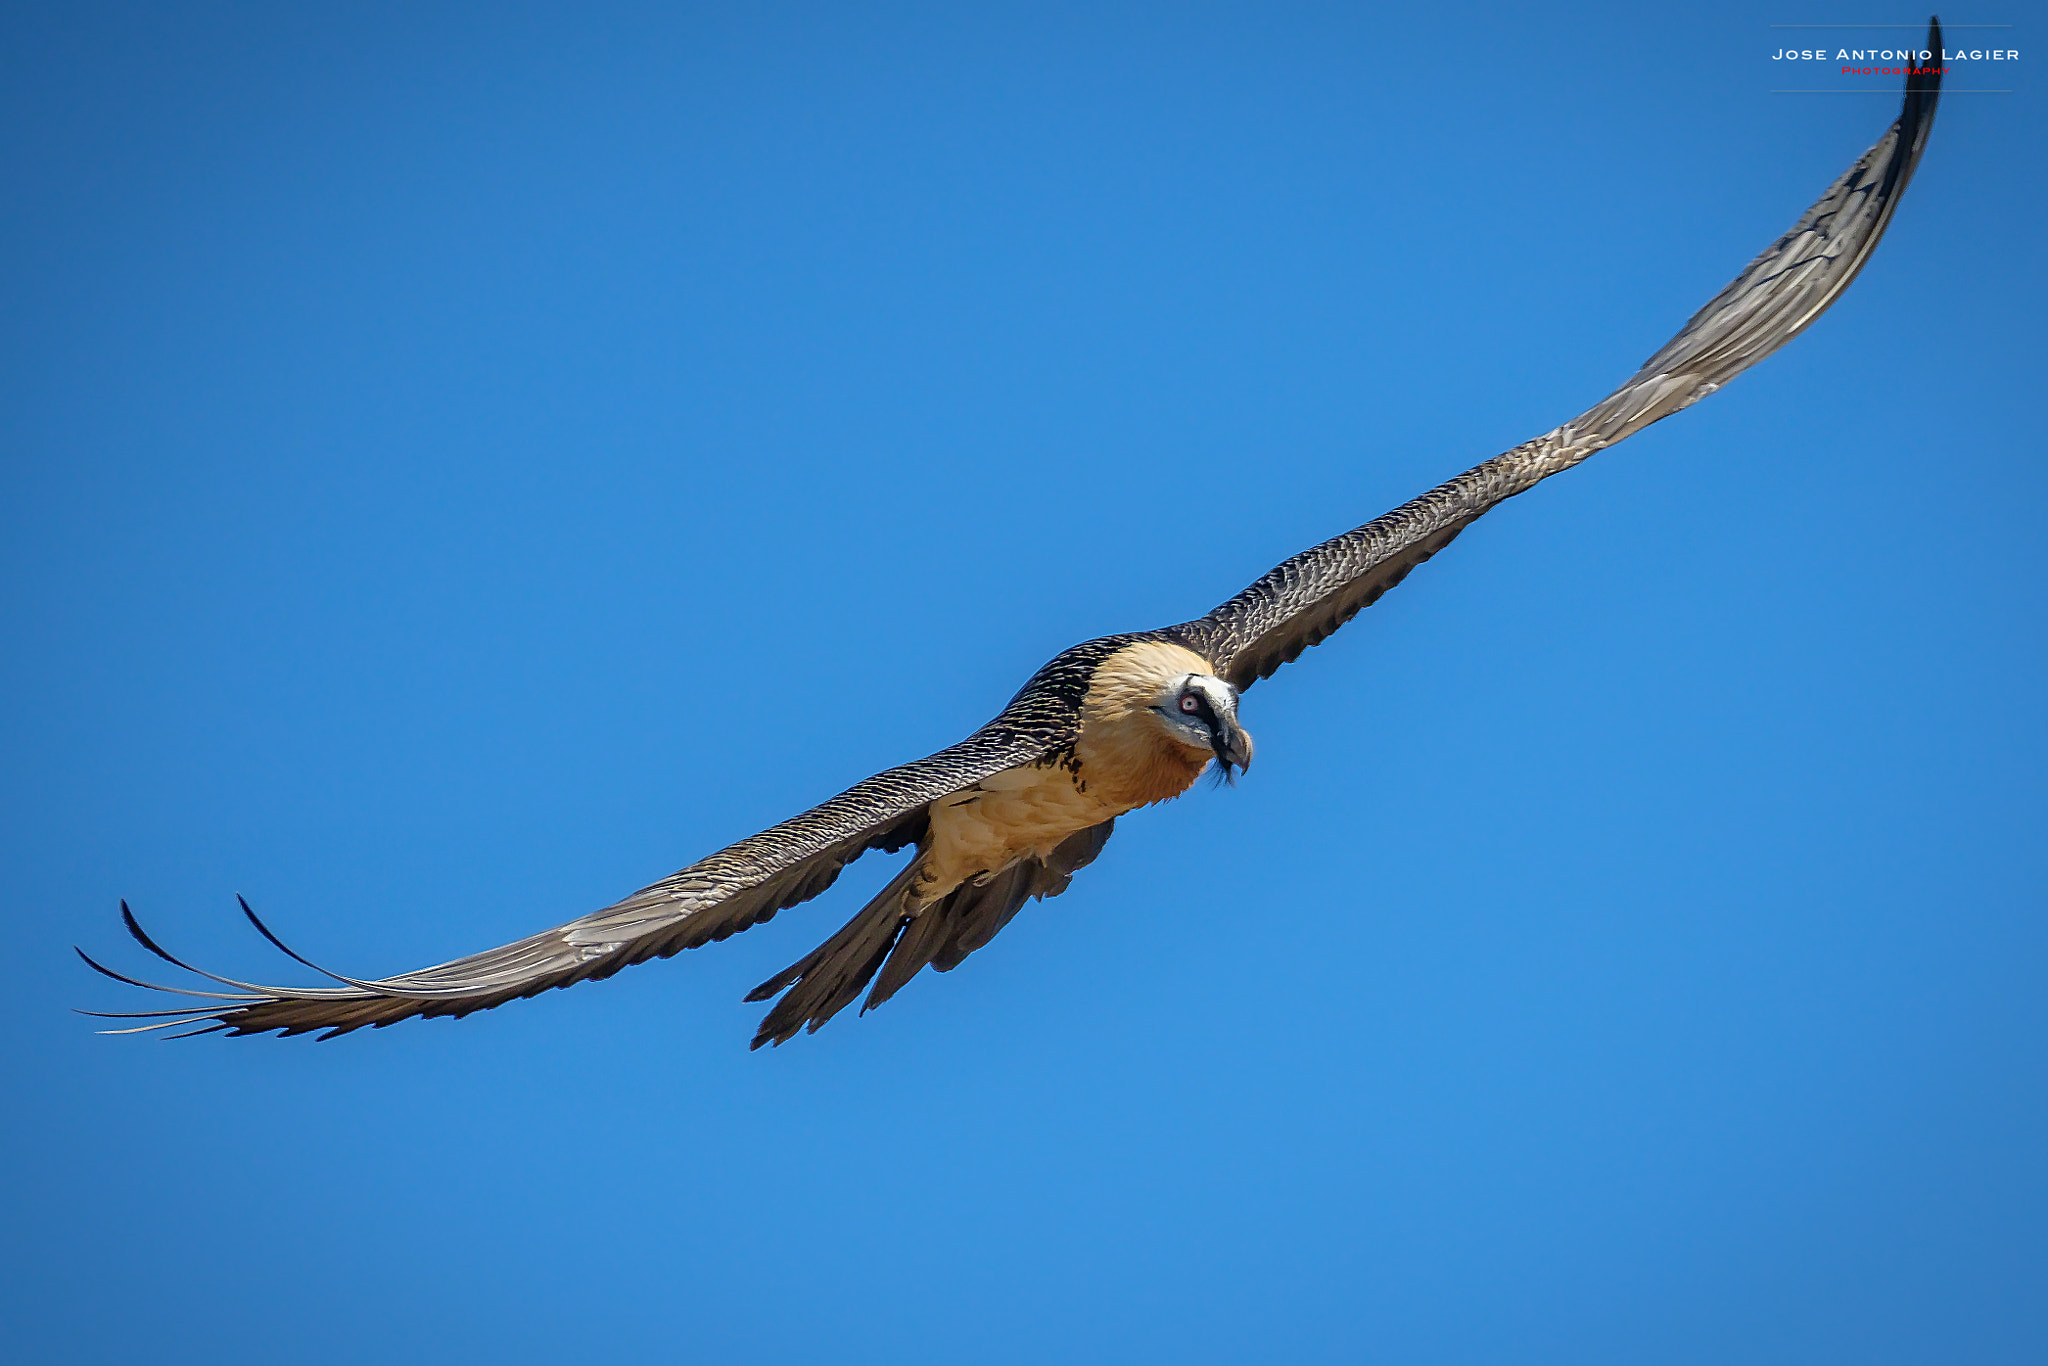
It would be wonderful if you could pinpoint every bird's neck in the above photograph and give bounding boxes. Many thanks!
[1074,641,1216,810]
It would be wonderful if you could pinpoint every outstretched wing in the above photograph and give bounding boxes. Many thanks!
[80,725,1058,1039]
[1172,34,1941,690]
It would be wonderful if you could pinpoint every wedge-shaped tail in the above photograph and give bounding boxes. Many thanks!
[744,821,1115,1048]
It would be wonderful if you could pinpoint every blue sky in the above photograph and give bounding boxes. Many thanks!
[3,3,2041,1362]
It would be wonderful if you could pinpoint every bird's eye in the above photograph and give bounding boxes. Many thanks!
[1179,694,1200,714]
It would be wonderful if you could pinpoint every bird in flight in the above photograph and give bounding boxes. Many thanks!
[82,35,1944,1049]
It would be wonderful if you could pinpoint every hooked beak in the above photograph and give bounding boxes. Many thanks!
[1208,715,1254,784]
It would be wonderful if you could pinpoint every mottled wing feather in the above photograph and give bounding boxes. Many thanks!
[96,724,1060,1038]
[1173,44,1940,691]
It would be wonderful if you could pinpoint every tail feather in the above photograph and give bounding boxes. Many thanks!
[867,863,1034,1009]
[745,859,922,1048]
[745,819,1116,1048]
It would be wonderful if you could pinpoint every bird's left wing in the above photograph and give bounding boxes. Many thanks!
[80,724,1059,1039]
[1172,38,1941,690]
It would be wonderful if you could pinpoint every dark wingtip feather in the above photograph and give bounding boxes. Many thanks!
[238,894,351,985]
[75,944,132,985]
[74,944,255,1001]
[119,901,183,970]
[1900,17,1942,160]
[111,899,307,995]
[236,895,423,998]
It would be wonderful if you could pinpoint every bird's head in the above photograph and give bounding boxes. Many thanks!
[1152,673,1254,782]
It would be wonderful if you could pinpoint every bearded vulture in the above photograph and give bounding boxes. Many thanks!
[81,35,1944,1048]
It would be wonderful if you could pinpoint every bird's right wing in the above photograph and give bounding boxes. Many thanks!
[1174,29,1942,690]
[80,724,1061,1039]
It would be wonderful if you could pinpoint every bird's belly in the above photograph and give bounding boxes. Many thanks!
[918,762,1118,903]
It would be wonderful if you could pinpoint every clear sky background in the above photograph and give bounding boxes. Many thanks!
[3,3,2040,1362]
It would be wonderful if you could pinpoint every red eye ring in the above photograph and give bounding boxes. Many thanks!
[1179,694,1200,713]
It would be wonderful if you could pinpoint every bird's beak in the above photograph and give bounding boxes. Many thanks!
[1209,715,1254,781]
